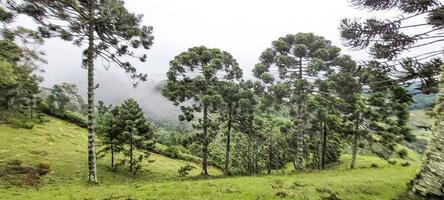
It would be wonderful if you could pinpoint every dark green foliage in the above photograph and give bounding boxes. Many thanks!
[254,33,344,172]
[341,1,444,198]
[340,0,442,94]
[177,164,195,177]
[96,99,155,173]
[152,144,201,163]
[398,149,408,158]
[11,0,155,182]
[163,46,242,176]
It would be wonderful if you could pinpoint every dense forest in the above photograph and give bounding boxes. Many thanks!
[0,0,443,200]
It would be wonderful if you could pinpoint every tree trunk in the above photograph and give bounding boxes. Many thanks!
[111,142,114,169]
[129,132,133,172]
[321,123,327,170]
[224,104,232,175]
[409,68,444,199]
[295,117,304,172]
[294,56,304,172]
[86,13,97,183]
[267,139,272,174]
[201,104,209,176]
[350,131,359,169]
[29,96,33,119]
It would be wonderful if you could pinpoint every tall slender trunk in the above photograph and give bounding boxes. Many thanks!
[29,96,33,119]
[321,123,327,170]
[267,138,272,174]
[350,120,359,169]
[111,142,114,169]
[129,132,134,172]
[224,104,232,175]
[294,56,304,172]
[201,104,209,176]
[247,136,252,175]
[295,116,304,172]
[86,11,97,183]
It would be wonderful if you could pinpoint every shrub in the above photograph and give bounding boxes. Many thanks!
[401,162,410,167]
[397,149,408,159]
[24,171,41,187]
[388,160,397,165]
[35,163,51,176]
[153,144,201,163]
[41,109,87,128]
[178,164,195,177]
[165,146,182,159]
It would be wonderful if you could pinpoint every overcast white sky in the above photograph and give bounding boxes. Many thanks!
[37,0,375,88]
[23,0,438,121]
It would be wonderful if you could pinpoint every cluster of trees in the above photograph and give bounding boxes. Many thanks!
[0,5,44,121]
[95,99,154,174]
[162,35,413,176]
[3,0,155,182]
[2,0,443,199]
[340,0,444,199]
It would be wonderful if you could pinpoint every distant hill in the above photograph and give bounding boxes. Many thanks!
[406,83,436,110]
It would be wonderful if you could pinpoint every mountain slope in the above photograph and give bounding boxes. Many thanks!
[0,115,221,186]
[0,115,422,200]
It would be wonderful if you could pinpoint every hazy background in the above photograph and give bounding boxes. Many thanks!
[27,0,401,123]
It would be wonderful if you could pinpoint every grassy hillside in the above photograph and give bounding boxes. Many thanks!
[0,116,422,200]
[0,115,221,186]
[407,109,433,153]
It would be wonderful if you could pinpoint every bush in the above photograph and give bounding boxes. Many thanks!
[35,163,51,176]
[401,162,410,167]
[165,146,181,158]
[178,164,195,177]
[41,108,87,128]
[64,111,87,128]
[397,149,408,159]
[388,160,397,165]
[153,143,201,163]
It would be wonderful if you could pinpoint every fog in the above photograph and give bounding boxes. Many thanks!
[29,0,431,123]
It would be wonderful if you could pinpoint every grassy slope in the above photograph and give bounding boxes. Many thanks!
[408,109,432,141]
[0,116,422,200]
[0,116,221,185]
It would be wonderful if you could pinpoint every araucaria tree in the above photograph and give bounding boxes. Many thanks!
[340,0,444,198]
[13,0,154,182]
[217,81,241,175]
[253,33,342,172]
[117,99,154,173]
[163,46,242,176]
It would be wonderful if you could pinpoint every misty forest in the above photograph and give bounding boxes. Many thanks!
[0,0,444,199]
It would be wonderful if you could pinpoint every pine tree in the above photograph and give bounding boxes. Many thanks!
[163,46,242,176]
[117,99,154,173]
[12,0,155,182]
[95,101,121,170]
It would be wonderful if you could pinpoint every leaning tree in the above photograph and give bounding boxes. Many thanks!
[12,0,154,182]
[253,33,342,172]
[163,46,242,176]
[340,0,444,198]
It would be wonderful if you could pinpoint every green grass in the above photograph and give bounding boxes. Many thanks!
[0,115,221,185]
[0,115,422,200]
[409,109,432,141]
